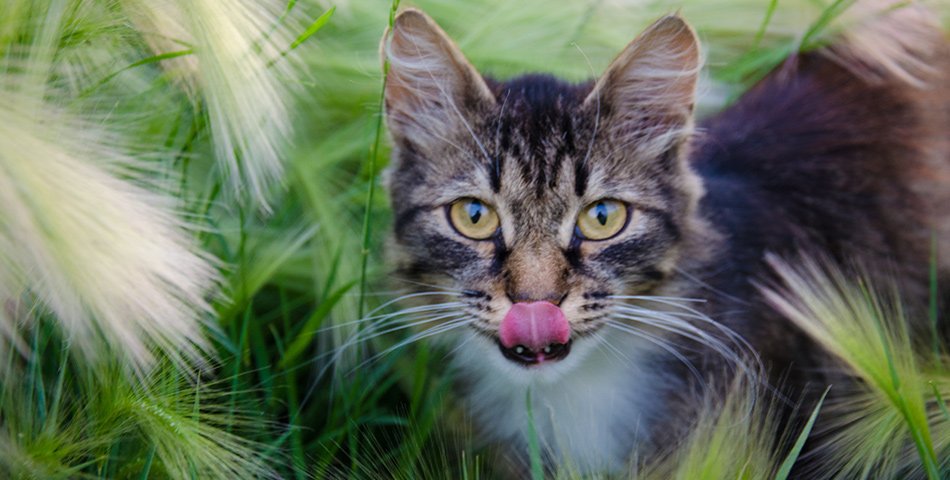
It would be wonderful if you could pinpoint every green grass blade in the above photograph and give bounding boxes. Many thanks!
[930,381,950,422]
[268,6,336,68]
[82,49,194,96]
[138,444,157,480]
[28,326,46,431]
[280,279,357,368]
[775,387,830,480]
[525,389,543,480]
[289,7,335,51]
[800,0,854,51]
[357,0,400,320]
[752,0,780,49]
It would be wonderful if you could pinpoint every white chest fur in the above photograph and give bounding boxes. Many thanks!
[450,331,667,474]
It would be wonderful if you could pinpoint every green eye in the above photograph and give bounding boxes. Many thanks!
[449,198,499,240]
[577,200,627,240]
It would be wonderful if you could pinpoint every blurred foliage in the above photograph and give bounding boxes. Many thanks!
[0,0,948,478]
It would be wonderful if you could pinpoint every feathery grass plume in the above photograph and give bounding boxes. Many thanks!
[0,327,275,479]
[124,0,305,210]
[218,221,318,324]
[0,0,221,374]
[632,373,817,480]
[118,373,277,479]
[313,413,485,480]
[762,255,949,479]
[0,92,219,374]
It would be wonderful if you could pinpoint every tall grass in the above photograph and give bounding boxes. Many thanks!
[0,0,947,478]
[763,256,950,479]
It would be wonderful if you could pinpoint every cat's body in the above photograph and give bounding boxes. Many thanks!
[382,2,949,475]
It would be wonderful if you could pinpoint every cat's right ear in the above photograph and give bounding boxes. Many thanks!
[583,15,700,158]
[382,9,495,147]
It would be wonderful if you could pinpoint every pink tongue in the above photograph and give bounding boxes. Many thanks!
[499,301,570,351]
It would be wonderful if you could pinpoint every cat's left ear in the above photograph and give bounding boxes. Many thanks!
[382,9,496,147]
[584,15,700,151]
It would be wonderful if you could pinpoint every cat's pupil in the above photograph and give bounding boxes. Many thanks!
[595,203,608,226]
[468,201,483,224]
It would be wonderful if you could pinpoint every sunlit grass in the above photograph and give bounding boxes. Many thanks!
[0,326,274,479]
[0,1,218,374]
[763,256,950,479]
[125,0,315,210]
[636,380,827,480]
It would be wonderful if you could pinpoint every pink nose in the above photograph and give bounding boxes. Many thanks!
[499,301,570,351]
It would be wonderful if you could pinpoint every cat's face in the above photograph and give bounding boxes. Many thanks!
[383,9,704,377]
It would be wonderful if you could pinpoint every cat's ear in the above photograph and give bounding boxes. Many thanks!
[584,15,700,151]
[382,9,495,146]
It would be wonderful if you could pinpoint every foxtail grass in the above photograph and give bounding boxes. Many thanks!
[125,0,311,210]
[763,255,950,479]
[0,326,274,479]
[0,0,219,374]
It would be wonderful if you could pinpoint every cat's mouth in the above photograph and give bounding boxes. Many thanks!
[496,301,573,366]
[497,339,572,366]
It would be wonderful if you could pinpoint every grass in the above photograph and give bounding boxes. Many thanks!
[0,0,948,478]
[763,256,950,479]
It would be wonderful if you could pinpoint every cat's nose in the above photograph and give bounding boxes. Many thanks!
[498,301,571,365]
[507,290,567,305]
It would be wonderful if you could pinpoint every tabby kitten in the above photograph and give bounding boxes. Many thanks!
[381,3,950,474]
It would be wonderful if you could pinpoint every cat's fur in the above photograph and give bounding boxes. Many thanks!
[382,1,950,474]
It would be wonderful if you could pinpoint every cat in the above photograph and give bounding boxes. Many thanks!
[380,1,949,475]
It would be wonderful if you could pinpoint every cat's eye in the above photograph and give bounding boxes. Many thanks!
[448,198,500,240]
[576,200,628,240]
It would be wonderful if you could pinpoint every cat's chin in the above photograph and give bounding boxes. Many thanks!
[450,329,601,386]
[452,327,663,474]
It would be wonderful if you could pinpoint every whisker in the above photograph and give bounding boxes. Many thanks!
[444,329,480,360]
[611,301,783,404]
[671,267,751,305]
[344,289,417,298]
[612,306,728,343]
[348,317,475,373]
[609,294,707,304]
[596,332,636,366]
[331,312,470,359]
[610,311,763,386]
[613,307,753,362]
[349,312,470,345]
[612,313,743,365]
[309,312,470,390]
[319,301,466,333]
[611,296,759,362]
[301,312,461,415]
[361,290,463,318]
[605,320,704,385]
[390,277,468,293]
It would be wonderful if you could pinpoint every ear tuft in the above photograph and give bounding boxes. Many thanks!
[382,8,495,145]
[585,15,701,151]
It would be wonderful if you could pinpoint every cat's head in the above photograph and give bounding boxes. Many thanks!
[382,9,708,378]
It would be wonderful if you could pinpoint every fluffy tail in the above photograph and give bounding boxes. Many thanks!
[819,0,947,86]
